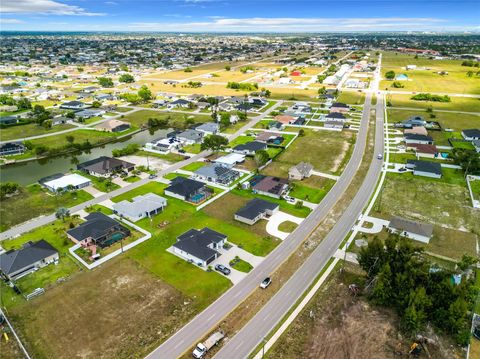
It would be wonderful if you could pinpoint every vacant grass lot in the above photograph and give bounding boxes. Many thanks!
[1,123,76,141]
[288,178,336,203]
[29,128,116,148]
[8,258,199,359]
[119,109,210,128]
[146,61,246,80]
[262,129,355,175]
[387,109,480,130]
[181,161,206,172]
[388,93,480,112]
[373,172,479,234]
[381,51,480,94]
[0,184,93,232]
[337,91,366,105]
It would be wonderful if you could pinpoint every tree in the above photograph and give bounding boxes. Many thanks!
[358,236,385,279]
[138,85,153,102]
[66,135,75,144]
[200,134,228,151]
[264,89,271,97]
[55,207,70,222]
[0,182,20,200]
[91,100,101,108]
[120,93,141,104]
[451,148,480,175]
[16,97,32,110]
[317,86,327,95]
[385,71,396,80]
[65,111,75,119]
[298,129,305,137]
[119,73,135,83]
[97,77,114,87]
[254,150,269,166]
[225,65,231,71]
[219,112,230,130]
[466,71,474,77]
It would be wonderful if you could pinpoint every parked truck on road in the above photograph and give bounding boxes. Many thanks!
[192,330,225,358]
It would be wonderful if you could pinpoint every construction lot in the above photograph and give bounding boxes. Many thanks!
[266,265,463,359]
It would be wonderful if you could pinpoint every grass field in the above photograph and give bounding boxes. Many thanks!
[387,108,480,130]
[288,178,336,203]
[381,51,480,94]
[0,184,93,232]
[119,109,210,128]
[181,161,206,172]
[29,128,116,148]
[337,91,366,105]
[387,93,480,112]
[7,258,202,359]
[261,129,355,175]
[1,123,76,141]
[372,172,479,234]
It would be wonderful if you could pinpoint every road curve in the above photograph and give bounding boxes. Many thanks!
[214,93,385,359]
[145,72,382,358]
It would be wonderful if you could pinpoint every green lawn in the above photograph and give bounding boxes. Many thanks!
[222,120,248,134]
[278,221,298,233]
[135,150,185,163]
[289,179,335,203]
[29,129,116,149]
[111,182,168,203]
[470,179,480,200]
[115,106,133,112]
[388,93,480,113]
[228,135,254,148]
[120,109,210,128]
[0,184,93,232]
[387,109,480,131]
[229,258,253,273]
[84,204,114,215]
[0,219,83,306]
[1,123,76,141]
[181,161,207,172]
[123,175,141,183]
[337,91,366,105]
[73,171,120,193]
[182,143,202,154]
[381,51,480,94]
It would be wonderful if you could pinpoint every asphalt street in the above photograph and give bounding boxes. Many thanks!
[0,101,282,241]
[145,60,384,359]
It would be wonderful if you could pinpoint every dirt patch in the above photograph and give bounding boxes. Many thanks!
[329,139,350,173]
[10,258,196,359]
[267,267,462,359]
[119,155,172,171]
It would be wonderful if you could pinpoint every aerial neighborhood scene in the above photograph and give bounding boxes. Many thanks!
[0,1,480,358]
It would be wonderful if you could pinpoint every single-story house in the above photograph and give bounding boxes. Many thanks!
[164,176,213,204]
[152,99,168,108]
[255,131,284,144]
[95,119,130,133]
[60,100,87,110]
[77,156,135,177]
[330,102,349,113]
[196,122,219,135]
[406,160,442,178]
[401,116,426,129]
[387,216,433,244]
[473,139,480,153]
[404,126,428,136]
[252,175,289,198]
[233,141,267,156]
[193,163,240,185]
[52,116,69,126]
[214,153,245,168]
[75,109,105,120]
[169,99,190,108]
[404,134,433,145]
[0,240,59,281]
[324,120,344,130]
[176,129,204,145]
[267,121,285,131]
[42,173,91,192]
[289,162,314,180]
[407,143,439,158]
[0,142,25,156]
[172,227,227,267]
[0,115,18,125]
[325,112,347,122]
[274,115,296,125]
[67,212,131,248]
[113,193,167,222]
[145,137,179,153]
[234,198,279,225]
[462,129,480,141]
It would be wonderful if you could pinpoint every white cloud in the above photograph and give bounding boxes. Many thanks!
[128,17,451,32]
[104,1,118,5]
[1,0,105,16]
[0,18,24,24]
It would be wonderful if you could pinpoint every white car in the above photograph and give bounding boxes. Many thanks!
[260,277,272,289]
[377,153,383,160]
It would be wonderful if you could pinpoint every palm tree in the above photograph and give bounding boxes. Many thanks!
[55,207,70,222]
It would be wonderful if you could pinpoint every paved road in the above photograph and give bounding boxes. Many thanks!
[213,59,385,359]
[0,102,281,241]
[144,57,383,359]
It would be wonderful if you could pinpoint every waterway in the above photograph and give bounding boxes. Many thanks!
[0,128,170,186]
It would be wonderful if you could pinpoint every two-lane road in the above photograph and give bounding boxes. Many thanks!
[146,62,384,358]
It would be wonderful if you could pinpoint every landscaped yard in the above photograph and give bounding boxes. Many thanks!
[278,221,298,233]
[229,258,253,273]
[0,184,93,232]
[73,171,121,192]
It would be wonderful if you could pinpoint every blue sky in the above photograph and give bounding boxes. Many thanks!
[1,0,479,32]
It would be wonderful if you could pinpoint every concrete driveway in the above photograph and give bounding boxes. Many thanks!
[83,185,105,198]
[211,244,264,285]
[266,211,304,240]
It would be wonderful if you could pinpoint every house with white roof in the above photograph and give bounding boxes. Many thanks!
[112,193,167,222]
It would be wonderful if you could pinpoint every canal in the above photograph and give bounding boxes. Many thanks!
[0,128,170,186]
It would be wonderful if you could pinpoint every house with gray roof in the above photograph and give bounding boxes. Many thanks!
[113,193,167,222]
[289,162,313,180]
[0,240,59,281]
[193,163,240,185]
[234,198,279,225]
[388,216,434,243]
[77,156,135,177]
[233,141,267,156]
[176,129,204,145]
[406,160,442,178]
[196,122,219,135]
[172,227,227,267]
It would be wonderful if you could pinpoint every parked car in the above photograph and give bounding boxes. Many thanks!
[148,173,157,179]
[377,153,383,160]
[283,195,295,204]
[215,264,231,276]
[398,167,407,172]
[260,277,272,289]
